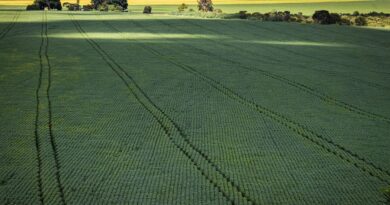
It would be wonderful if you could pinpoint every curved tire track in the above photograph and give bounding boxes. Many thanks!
[115,16,390,185]
[70,14,256,205]
[157,19,390,124]
[34,12,66,205]
[0,11,21,40]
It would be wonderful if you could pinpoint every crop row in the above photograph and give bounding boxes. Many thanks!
[162,18,390,123]
[210,19,390,90]
[104,17,390,186]
[0,11,20,40]
[34,12,66,205]
[69,14,256,205]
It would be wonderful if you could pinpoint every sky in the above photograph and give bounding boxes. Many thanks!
[0,0,367,5]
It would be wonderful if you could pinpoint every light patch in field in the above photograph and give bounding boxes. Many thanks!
[243,40,354,47]
[46,32,222,40]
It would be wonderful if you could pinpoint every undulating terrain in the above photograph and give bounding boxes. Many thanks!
[0,10,389,204]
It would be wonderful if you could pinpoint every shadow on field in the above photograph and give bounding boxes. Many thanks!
[1,12,390,70]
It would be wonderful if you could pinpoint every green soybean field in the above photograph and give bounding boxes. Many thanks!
[0,10,389,204]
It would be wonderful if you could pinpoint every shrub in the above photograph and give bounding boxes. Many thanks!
[312,10,332,24]
[312,10,341,24]
[339,16,352,25]
[214,9,222,14]
[82,4,94,11]
[250,12,263,20]
[295,12,306,22]
[143,6,152,14]
[56,3,62,10]
[26,4,40,10]
[355,16,367,26]
[329,13,341,24]
[92,0,127,10]
[108,4,122,11]
[238,11,248,19]
[178,3,188,12]
[98,2,108,11]
[198,0,213,12]
[189,8,194,12]
[65,3,80,11]
[283,11,291,21]
[352,11,360,16]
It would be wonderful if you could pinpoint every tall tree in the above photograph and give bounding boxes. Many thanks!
[197,0,213,12]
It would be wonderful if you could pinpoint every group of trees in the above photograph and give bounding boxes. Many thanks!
[26,0,62,10]
[27,0,129,10]
[27,0,213,12]
[91,0,128,11]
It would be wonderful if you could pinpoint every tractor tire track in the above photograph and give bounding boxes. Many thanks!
[34,11,46,205]
[186,19,390,90]
[302,23,390,50]
[0,11,21,40]
[220,20,390,78]
[155,19,390,124]
[43,12,66,205]
[34,12,66,205]
[115,17,390,185]
[70,14,256,205]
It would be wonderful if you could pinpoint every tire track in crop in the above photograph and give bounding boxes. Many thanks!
[33,11,45,205]
[225,20,390,88]
[155,19,390,124]
[70,14,256,205]
[222,20,390,78]
[307,24,390,50]
[43,12,66,205]
[0,11,21,40]
[34,12,66,205]
[117,17,390,185]
[202,19,380,67]
[186,19,389,90]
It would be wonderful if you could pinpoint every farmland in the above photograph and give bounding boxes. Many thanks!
[0,7,390,205]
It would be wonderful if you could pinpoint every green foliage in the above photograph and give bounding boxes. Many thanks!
[82,4,94,11]
[339,16,352,25]
[28,0,62,10]
[233,10,307,22]
[63,2,81,11]
[214,9,222,13]
[355,16,368,26]
[1,9,390,205]
[143,6,152,14]
[238,10,248,19]
[97,2,108,11]
[26,4,40,10]
[198,0,213,12]
[312,10,341,24]
[178,3,188,12]
[91,0,127,10]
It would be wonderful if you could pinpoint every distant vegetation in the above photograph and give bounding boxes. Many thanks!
[197,0,213,12]
[26,0,62,10]
[174,5,390,27]
[233,10,390,27]
[23,0,390,27]
[91,0,128,11]
[27,0,128,11]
